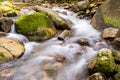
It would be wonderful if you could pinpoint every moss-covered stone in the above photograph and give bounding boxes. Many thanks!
[16,12,56,41]
[88,48,115,74]
[91,0,120,30]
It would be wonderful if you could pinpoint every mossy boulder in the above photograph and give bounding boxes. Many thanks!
[91,0,120,30]
[33,6,72,30]
[88,48,115,74]
[16,12,56,41]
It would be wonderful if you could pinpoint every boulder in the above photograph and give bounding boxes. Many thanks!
[16,12,56,41]
[0,38,24,63]
[91,0,120,30]
[101,27,120,40]
[33,6,72,30]
[0,18,13,32]
[89,72,106,80]
[88,48,115,74]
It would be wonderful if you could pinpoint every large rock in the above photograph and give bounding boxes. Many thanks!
[0,38,24,63]
[101,27,120,40]
[0,18,13,32]
[16,12,56,41]
[33,6,72,30]
[88,48,115,74]
[91,0,120,30]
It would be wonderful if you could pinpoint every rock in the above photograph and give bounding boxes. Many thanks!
[113,51,120,62]
[91,0,120,30]
[0,68,13,80]
[58,30,71,40]
[88,48,115,74]
[114,72,120,80]
[77,0,90,11]
[6,11,17,17]
[76,38,90,46]
[0,18,13,32]
[89,72,106,80]
[0,38,24,58]
[42,55,64,79]
[16,12,56,41]
[33,6,72,30]
[0,47,14,64]
[112,38,120,49]
[101,27,120,40]
[0,32,8,37]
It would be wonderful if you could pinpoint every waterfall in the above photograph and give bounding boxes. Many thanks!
[10,24,16,33]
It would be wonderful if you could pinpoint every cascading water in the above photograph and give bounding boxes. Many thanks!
[0,7,109,80]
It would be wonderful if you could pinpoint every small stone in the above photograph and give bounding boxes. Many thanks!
[101,27,120,40]
[0,18,13,32]
[89,72,106,80]
[76,38,90,46]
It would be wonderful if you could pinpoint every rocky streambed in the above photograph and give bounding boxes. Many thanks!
[0,1,120,80]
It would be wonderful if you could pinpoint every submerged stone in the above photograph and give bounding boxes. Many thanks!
[16,12,57,41]
[88,48,115,74]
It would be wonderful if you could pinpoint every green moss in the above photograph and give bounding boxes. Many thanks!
[102,14,120,29]
[94,49,115,73]
[16,12,54,35]
[0,52,5,57]
[16,12,56,41]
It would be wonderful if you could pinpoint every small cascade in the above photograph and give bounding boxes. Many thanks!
[10,24,16,33]
[0,7,109,80]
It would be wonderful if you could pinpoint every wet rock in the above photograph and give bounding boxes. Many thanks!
[89,72,106,80]
[0,38,24,59]
[33,6,72,30]
[0,32,8,37]
[77,0,90,11]
[0,18,13,32]
[88,48,115,74]
[114,72,120,80]
[112,38,120,49]
[101,28,120,40]
[76,38,90,46]
[0,68,13,80]
[16,12,56,41]
[58,30,71,40]
[113,51,120,63]
[0,46,14,64]
[42,55,64,80]
[91,0,120,30]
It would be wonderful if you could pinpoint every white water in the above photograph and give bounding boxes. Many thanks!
[0,7,109,80]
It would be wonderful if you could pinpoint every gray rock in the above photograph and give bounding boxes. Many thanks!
[0,18,13,32]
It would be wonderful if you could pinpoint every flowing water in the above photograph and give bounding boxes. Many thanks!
[0,7,110,80]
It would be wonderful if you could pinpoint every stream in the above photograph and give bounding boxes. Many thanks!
[0,7,110,80]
